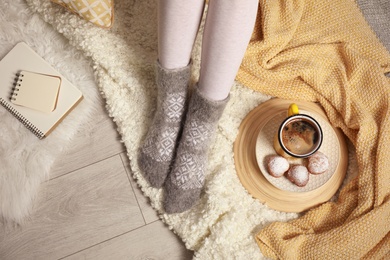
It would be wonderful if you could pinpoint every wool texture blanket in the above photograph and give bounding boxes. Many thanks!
[237,0,390,259]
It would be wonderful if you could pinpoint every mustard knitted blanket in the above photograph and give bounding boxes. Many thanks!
[237,0,390,258]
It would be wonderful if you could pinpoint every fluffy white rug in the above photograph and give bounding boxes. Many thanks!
[0,0,100,223]
[23,0,356,258]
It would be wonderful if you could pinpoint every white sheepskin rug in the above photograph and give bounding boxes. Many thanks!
[22,0,301,258]
[0,0,100,224]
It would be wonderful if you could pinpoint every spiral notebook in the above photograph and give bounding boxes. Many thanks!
[11,71,61,113]
[0,42,83,139]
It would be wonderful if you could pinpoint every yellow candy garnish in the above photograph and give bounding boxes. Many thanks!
[288,103,299,116]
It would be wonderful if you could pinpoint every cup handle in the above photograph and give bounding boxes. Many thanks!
[288,103,299,117]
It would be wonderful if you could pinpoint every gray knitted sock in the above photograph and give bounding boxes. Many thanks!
[164,86,229,214]
[138,61,191,188]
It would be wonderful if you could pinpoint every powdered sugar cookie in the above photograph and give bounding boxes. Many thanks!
[267,155,290,178]
[308,151,329,175]
[286,165,309,187]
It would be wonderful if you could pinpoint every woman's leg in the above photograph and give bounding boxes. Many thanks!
[164,0,259,213]
[158,0,205,69]
[198,0,259,101]
[138,0,205,188]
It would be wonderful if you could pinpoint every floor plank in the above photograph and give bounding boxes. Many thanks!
[0,155,144,260]
[63,221,193,260]
[50,99,125,179]
[120,153,160,224]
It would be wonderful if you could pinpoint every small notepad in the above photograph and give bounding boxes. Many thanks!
[11,71,61,113]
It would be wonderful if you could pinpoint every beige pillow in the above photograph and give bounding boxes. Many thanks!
[51,0,114,28]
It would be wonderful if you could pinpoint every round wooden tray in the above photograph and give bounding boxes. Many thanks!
[234,98,348,213]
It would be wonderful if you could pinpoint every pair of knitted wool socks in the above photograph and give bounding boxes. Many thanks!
[138,62,229,214]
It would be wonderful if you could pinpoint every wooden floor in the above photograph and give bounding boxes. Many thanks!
[0,95,193,259]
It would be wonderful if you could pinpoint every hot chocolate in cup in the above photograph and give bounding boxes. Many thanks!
[273,105,323,158]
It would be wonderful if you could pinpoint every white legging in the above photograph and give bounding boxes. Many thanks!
[158,0,259,101]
